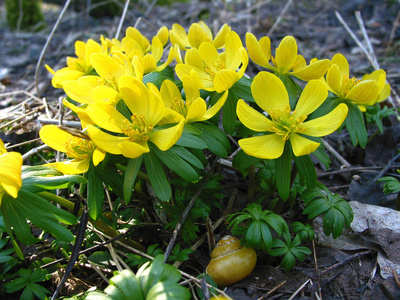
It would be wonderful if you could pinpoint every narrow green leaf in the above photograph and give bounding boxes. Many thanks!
[232,149,261,172]
[345,102,368,148]
[222,90,238,135]
[277,74,299,109]
[275,142,292,200]
[94,163,124,198]
[144,152,171,201]
[22,174,87,193]
[294,154,317,188]
[143,71,164,86]
[231,76,254,102]
[195,122,230,158]
[170,146,204,169]
[124,156,143,203]
[175,131,207,149]
[87,163,104,221]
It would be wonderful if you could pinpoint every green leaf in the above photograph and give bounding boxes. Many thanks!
[277,74,299,109]
[222,90,239,135]
[345,102,368,148]
[144,152,171,201]
[143,71,165,87]
[105,269,144,300]
[146,281,191,300]
[1,191,76,243]
[311,144,331,170]
[194,122,230,158]
[294,154,317,188]
[175,131,207,149]
[170,146,204,169]
[275,142,292,200]
[231,76,254,102]
[87,162,104,221]
[94,162,124,199]
[124,156,143,203]
[22,174,87,193]
[151,144,199,182]
[21,165,62,177]
[232,149,261,173]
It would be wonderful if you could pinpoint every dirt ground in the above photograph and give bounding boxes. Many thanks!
[1,0,400,299]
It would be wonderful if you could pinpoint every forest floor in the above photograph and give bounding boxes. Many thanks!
[1,0,400,299]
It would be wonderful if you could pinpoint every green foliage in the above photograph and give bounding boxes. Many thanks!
[301,183,354,239]
[226,203,289,250]
[5,0,46,31]
[85,255,190,300]
[4,268,50,300]
[270,234,311,272]
[366,104,396,133]
[291,222,315,242]
[126,244,164,267]
[378,175,400,194]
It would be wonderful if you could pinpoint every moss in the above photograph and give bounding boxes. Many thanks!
[6,0,46,32]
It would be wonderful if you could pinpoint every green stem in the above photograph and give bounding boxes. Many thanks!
[38,191,144,251]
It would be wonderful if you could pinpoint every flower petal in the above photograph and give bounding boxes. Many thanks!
[291,59,331,81]
[87,104,125,133]
[214,69,239,93]
[92,85,120,105]
[225,31,243,70]
[87,125,129,154]
[56,159,89,175]
[186,97,207,123]
[119,141,150,158]
[213,23,231,49]
[0,152,22,198]
[295,80,328,116]
[237,99,274,132]
[275,36,297,73]
[188,23,207,48]
[251,72,288,113]
[184,48,204,70]
[161,79,182,108]
[331,53,349,76]
[92,148,106,166]
[326,64,343,95]
[246,33,270,68]
[239,134,285,159]
[199,42,220,68]
[202,90,229,121]
[40,125,72,152]
[290,133,320,156]
[346,80,380,104]
[150,121,184,151]
[301,103,348,137]
[170,23,190,50]
[118,75,149,116]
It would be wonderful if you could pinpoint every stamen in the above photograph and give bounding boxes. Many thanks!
[121,113,152,144]
[268,104,306,140]
[65,137,94,160]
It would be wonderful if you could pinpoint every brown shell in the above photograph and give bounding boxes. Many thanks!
[206,235,257,286]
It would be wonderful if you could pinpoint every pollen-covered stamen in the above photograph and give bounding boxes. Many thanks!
[269,104,307,141]
[171,97,188,117]
[121,113,153,144]
[65,137,94,160]
[342,75,361,95]
[204,59,226,80]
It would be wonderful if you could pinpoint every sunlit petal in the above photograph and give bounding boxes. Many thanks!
[239,134,285,159]
[199,43,220,68]
[92,86,120,105]
[86,103,125,133]
[275,36,297,73]
[326,64,343,95]
[202,90,229,121]
[295,80,328,116]
[225,31,243,70]
[92,148,106,166]
[237,99,274,132]
[251,72,288,113]
[119,141,150,158]
[301,103,348,137]
[290,133,320,156]
[87,125,129,155]
[246,33,270,68]
[213,23,231,49]
[188,23,207,48]
[214,69,238,93]
[184,48,204,70]
[56,159,89,175]
[40,125,72,152]
[346,80,380,104]
[291,59,331,81]
[161,79,182,108]
[150,121,184,151]
[0,152,22,198]
[186,98,207,123]
[331,53,349,76]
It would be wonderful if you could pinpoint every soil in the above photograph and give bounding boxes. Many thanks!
[1,0,400,299]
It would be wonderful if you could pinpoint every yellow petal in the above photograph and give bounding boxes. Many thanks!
[156,26,169,46]
[214,69,239,93]
[155,45,175,72]
[184,48,204,70]
[199,42,220,68]
[199,21,213,41]
[213,24,231,49]
[202,90,229,121]
[119,141,150,158]
[92,86,120,105]
[118,76,149,115]
[186,98,207,123]
[40,125,72,152]
[236,47,249,79]
[0,140,7,155]
[182,75,200,101]
[188,23,207,48]
[275,36,298,73]
[170,23,190,50]
[251,72,288,113]
[291,59,331,81]
[246,33,270,68]
[142,54,157,74]
[151,36,163,62]
[86,104,126,133]
[161,79,181,108]
[87,125,129,155]
[326,64,343,95]
[346,80,380,104]
[92,147,106,166]
[301,103,348,137]
[331,53,349,76]
[174,44,183,64]
[225,31,243,70]
[52,69,84,88]
[290,133,320,156]
[147,83,167,125]
[0,152,22,198]
[295,80,328,116]
[150,121,184,151]
[159,108,185,125]
[56,159,89,175]
[237,99,274,132]
[239,134,286,159]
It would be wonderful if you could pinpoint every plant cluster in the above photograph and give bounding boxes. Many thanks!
[0,20,393,298]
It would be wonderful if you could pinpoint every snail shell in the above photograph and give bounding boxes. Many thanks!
[206,235,257,286]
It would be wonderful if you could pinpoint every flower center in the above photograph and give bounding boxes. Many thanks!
[121,114,153,144]
[342,75,361,96]
[65,137,94,160]
[269,104,307,141]
[170,96,194,118]
[204,59,226,80]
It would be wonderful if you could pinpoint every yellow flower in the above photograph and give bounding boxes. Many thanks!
[324,53,388,109]
[0,140,22,204]
[246,34,331,81]
[159,77,229,124]
[175,31,248,93]
[108,27,174,74]
[86,76,184,159]
[46,39,107,88]
[237,72,348,159]
[170,21,231,50]
[39,125,105,175]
